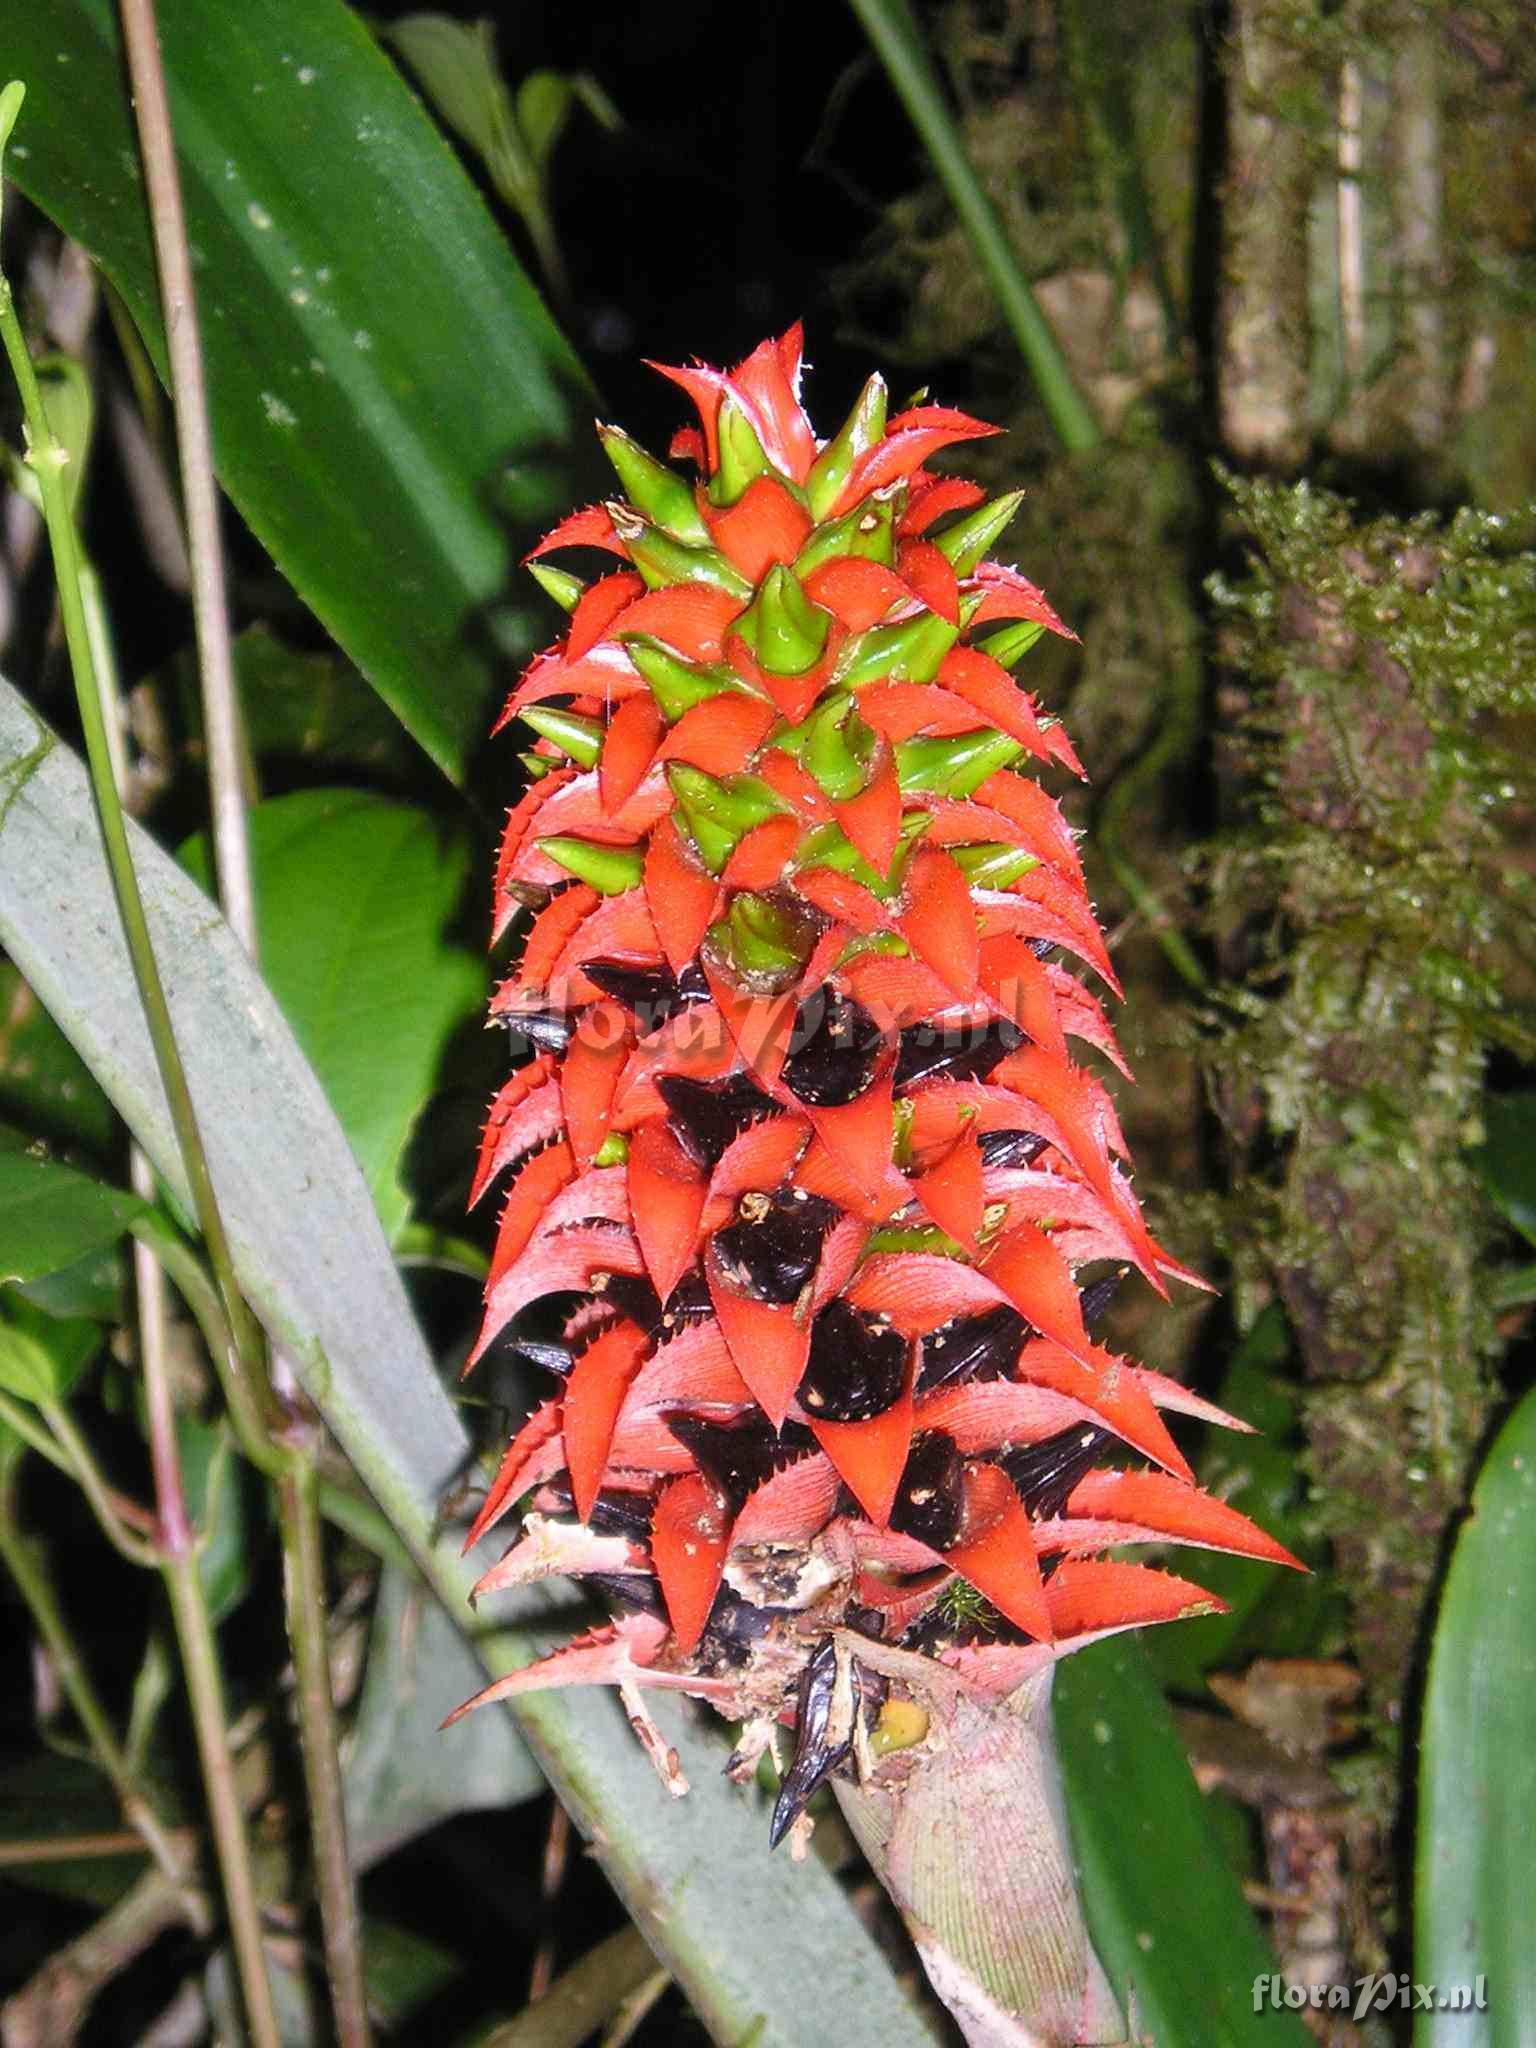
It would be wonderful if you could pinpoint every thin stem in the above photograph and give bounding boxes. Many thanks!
[132,1212,417,1562]
[2,126,283,2032]
[600,1967,671,2048]
[163,1552,280,2047]
[477,1928,660,2048]
[0,1499,191,1893]
[279,1458,372,2047]
[131,1209,278,1477]
[134,1161,280,2042]
[0,1386,73,1475]
[117,0,256,955]
[38,1397,160,1567]
[0,1829,155,1866]
[108,32,371,2025]
[0,128,269,1417]
[847,0,1102,454]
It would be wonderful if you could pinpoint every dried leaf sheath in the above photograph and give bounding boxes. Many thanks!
[451,330,1297,2035]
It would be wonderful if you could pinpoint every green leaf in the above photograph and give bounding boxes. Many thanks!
[181,790,482,1242]
[1057,1635,1311,2048]
[0,1316,59,1405]
[0,962,114,1157]
[0,676,938,2048]
[1143,1306,1342,1693]
[1414,1385,1536,2047]
[388,14,531,204]
[171,626,422,785]
[0,1298,98,1469]
[0,1124,145,1287]
[1471,1090,1536,1247]
[516,68,576,176]
[0,1751,141,1908]
[362,1919,464,2028]
[7,0,592,782]
[343,1561,543,1871]
[177,1415,261,1626]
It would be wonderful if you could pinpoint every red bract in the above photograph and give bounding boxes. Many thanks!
[457,329,1299,1849]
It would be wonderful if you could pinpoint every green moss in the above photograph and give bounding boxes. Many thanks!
[1202,478,1536,1742]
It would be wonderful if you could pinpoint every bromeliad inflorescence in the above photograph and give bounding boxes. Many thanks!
[447,327,1298,1856]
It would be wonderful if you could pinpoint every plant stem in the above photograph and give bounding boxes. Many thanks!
[0,1493,193,1898]
[131,1212,411,1563]
[131,1209,278,1477]
[38,1396,160,1567]
[110,24,371,2024]
[136,1158,280,2045]
[0,116,269,1421]
[0,127,279,2038]
[163,1551,280,2046]
[280,1457,373,2047]
[117,0,256,955]
[0,1387,73,1476]
[847,0,1102,454]
[476,1928,660,2048]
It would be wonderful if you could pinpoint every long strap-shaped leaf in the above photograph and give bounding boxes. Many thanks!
[1414,1385,1535,2048]
[5,0,593,783]
[0,676,936,2048]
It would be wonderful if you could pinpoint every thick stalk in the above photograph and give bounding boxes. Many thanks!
[832,1644,1128,2047]
[848,0,1101,454]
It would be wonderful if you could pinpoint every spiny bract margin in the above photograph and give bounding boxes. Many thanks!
[449,327,1297,1846]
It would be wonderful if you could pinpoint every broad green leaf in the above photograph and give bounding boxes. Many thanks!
[361,1920,464,2028]
[0,1750,141,1909]
[0,676,937,2048]
[0,1297,98,1470]
[182,790,483,1242]
[12,1243,125,1323]
[0,1315,58,1404]
[343,1560,543,1871]
[1471,1090,1536,1246]
[1057,1635,1310,2048]
[6,0,593,782]
[0,962,114,1157]
[170,627,421,787]
[1414,1384,1536,2048]
[0,1123,145,1287]
[1144,1306,1342,1693]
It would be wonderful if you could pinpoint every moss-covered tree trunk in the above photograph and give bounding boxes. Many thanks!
[1207,485,1530,1747]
